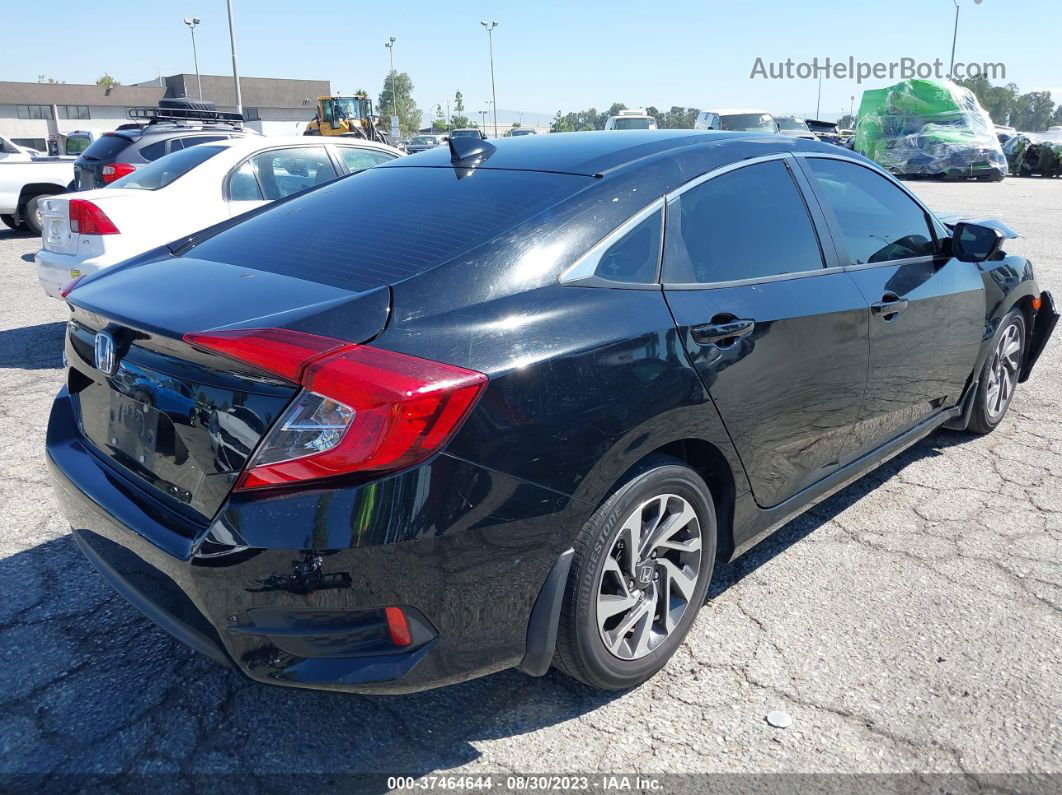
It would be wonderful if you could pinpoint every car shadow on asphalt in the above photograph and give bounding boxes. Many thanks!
[0,228,36,241]
[2,430,973,782]
[707,429,975,599]
[0,322,66,370]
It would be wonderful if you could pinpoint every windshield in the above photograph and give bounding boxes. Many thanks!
[409,136,437,145]
[777,118,808,131]
[611,117,654,130]
[509,129,533,136]
[719,113,777,132]
[451,129,481,138]
[332,97,370,120]
[109,145,224,191]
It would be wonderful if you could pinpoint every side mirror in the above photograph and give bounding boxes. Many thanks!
[950,222,1005,263]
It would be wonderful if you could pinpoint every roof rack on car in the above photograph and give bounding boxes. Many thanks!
[126,106,244,127]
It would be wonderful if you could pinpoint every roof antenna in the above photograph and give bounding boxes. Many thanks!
[448,136,496,169]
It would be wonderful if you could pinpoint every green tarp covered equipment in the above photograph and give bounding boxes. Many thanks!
[855,79,1007,180]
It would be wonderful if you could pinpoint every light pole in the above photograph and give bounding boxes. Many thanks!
[815,71,822,120]
[850,95,855,122]
[183,17,202,100]
[948,0,960,78]
[385,37,397,137]
[225,1,242,116]
[480,21,499,138]
[479,109,487,129]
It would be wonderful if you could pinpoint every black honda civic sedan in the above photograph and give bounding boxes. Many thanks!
[48,131,1056,693]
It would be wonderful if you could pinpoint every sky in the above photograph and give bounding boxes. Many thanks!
[3,0,1060,124]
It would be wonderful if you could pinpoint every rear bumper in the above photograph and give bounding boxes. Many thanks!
[47,386,579,693]
[35,249,121,298]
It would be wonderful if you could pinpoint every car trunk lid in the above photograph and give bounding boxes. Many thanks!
[64,257,392,520]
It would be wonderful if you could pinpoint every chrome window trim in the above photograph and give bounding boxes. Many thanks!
[663,153,790,204]
[559,197,666,288]
[663,265,847,291]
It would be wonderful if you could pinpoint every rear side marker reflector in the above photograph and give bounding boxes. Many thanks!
[385,606,413,647]
[182,328,488,490]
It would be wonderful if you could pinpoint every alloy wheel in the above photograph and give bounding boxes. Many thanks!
[596,493,702,661]
[985,320,1022,421]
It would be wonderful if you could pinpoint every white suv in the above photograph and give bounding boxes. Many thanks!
[604,109,658,130]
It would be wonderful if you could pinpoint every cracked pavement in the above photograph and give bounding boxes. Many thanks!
[0,179,1058,786]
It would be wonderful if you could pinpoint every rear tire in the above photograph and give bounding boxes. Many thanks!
[553,456,717,690]
[967,310,1026,434]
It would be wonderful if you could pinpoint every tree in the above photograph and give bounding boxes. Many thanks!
[837,114,856,129]
[96,73,120,89]
[378,71,422,137]
[1010,91,1055,132]
[451,114,471,129]
[454,90,465,114]
[1052,105,1062,127]
[432,104,449,132]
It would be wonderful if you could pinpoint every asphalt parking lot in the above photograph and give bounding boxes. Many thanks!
[0,179,1059,786]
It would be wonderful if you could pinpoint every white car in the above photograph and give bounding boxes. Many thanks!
[603,109,658,130]
[694,109,779,133]
[36,135,401,297]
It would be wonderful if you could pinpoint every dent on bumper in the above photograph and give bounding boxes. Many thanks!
[46,387,580,693]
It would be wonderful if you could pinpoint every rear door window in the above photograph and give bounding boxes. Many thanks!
[228,161,264,201]
[78,133,131,162]
[191,166,591,292]
[663,159,824,284]
[249,146,338,199]
[139,140,168,161]
[109,145,225,190]
[805,158,937,264]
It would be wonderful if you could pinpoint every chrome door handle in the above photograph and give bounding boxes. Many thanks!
[870,295,909,319]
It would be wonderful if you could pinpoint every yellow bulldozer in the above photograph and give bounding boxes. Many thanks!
[304,95,392,144]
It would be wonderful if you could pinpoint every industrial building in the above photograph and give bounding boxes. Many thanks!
[0,74,331,153]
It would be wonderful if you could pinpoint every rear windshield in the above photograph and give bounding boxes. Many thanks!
[109,145,225,190]
[777,118,807,131]
[612,118,654,130]
[719,113,777,132]
[190,166,590,292]
[78,133,133,162]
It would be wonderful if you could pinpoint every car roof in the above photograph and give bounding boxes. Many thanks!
[706,108,773,116]
[383,129,847,178]
[208,135,402,156]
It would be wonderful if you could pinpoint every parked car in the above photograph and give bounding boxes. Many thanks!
[0,149,74,234]
[72,98,258,192]
[36,136,400,297]
[49,131,1056,695]
[775,115,817,140]
[449,128,488,140]
[405,134,447,154]
[506,128,537,136]
[1003,131,1062,177]
[603,109,658,130]
[804,118,843,145]
[695,109,779,133]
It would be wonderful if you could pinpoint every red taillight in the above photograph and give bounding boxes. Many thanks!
[69,199,119,235]
[100,162,135,184]
[59,275,85,299]
[384,607,412,647]
[183,328,488,490]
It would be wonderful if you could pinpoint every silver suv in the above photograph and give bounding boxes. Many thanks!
[73,98,259,191]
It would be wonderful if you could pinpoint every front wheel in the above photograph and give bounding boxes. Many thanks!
[553,457,717,690]
[968,310,1026,434]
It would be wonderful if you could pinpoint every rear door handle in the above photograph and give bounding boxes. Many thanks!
[870,296,910,318]
[691,318,756,347]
